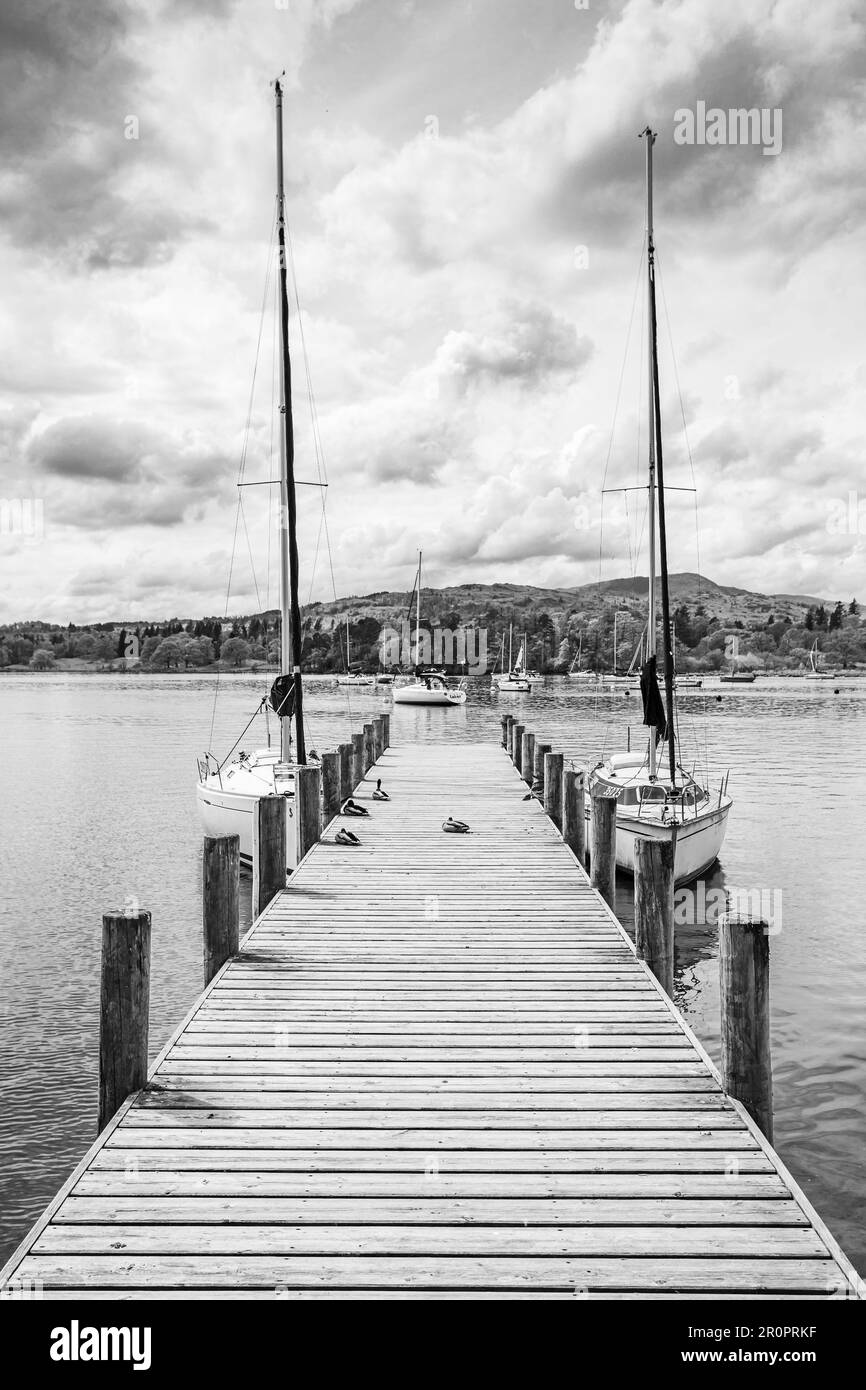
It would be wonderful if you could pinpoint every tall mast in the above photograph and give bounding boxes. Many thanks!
[415,550,422,664]
[509,622,513,669]
[275,79,305,764]
[643,125,677,785]
[643,127,658,777]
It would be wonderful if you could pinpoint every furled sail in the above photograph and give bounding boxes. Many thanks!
[640,655,667,739]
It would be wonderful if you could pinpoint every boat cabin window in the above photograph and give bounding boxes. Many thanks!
[639,785,666,804]
[620,787,639,806]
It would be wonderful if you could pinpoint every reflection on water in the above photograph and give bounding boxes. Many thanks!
[0,671,864,1273]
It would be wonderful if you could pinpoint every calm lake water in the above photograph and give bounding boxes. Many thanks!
[1,671,864,1274]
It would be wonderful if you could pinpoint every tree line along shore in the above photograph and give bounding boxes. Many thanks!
[2,584,863,677]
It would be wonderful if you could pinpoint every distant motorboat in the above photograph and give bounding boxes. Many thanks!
[393,671,467,706]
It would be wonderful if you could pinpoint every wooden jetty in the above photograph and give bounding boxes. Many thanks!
[1,738,863,1299]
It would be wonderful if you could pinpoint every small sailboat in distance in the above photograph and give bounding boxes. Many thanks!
[807,638,837,680]
[392,551,467,706]
[335,617,375,686]
[588,127,732,886]
[719,635,757,683]
[493,624,531,692]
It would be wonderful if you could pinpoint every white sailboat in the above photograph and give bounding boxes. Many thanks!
[493,624,531,692]
[392,551,467,706]
[197,80,316,871]
[807,638,837,680]
[588,128,732,887]
[335,618,375,686]
[719,634,757,683]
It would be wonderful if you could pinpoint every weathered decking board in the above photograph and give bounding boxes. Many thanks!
[1,742,862,1299]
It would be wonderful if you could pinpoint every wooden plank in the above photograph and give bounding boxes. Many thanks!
[33,1226,827,1258]
[53,1197,803,1225]
[9,1254,841,1293]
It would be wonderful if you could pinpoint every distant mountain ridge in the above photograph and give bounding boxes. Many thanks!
[295,573,833,628]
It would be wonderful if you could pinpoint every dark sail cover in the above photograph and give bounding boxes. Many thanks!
[640,655,667,739]
[269,674,296,718]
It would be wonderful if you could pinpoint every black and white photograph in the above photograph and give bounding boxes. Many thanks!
[1,0,865,1347]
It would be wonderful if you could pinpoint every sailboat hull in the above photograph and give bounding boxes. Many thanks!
[196,763,297,872]
[586,801,731,887]
[392,685,466,706]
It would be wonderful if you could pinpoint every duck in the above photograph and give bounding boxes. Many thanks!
[335,827,361,845]
[372,778,390,801]
[341,798,369,817]
[442,816,470,834]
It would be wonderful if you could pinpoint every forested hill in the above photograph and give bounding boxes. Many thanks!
[3,573,861,675]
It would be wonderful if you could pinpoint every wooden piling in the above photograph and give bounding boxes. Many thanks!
[99,909,151,1132]
[252,795,287,917]
[363,722,375,772]
[505,716,516,759]
[321,751,341,825]
[562,769,585,863]
[543,752,563,831]
[202,834,239,987]
[533,741,551,796]
[372,716,384,761]
[339,742,353,802]
[521,730,535,785]
[352,732,365,787]
[500,714,509,748]
[295,764,322,864]
[719,913,774,1141]
[633,836,674,997]
[512,723,525,773]
[590,785,617,909]
[381,712,390,750]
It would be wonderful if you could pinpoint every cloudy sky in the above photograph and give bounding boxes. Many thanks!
[1,0,865,623]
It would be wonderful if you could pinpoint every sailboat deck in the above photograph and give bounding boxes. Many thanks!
[1,741,861,1299]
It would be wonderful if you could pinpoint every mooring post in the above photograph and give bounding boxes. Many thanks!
[500,714,509,748]
[99,908,151,1132]
[381,712,391,750]
[339,742,353,802]
[506,716,516,758]
[533,741,551,796]
[562,769,585,862]
[633,836,674,997]
[252,795,287,917]
[521,730,535,786]
[202,833,239,987]
[296,764,322,864]
[363,722,375,772]
[352,731,365,787]
[719,913,773,1141]
[590,785,617,909]
[512,723,525,774]
[321,751,341,825]
[372,715,384,761]
[544,752,563,831]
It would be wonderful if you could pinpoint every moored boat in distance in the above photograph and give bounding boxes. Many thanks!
[391,551,468,706]
[334,618,375,685]
[492,625,532,692]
